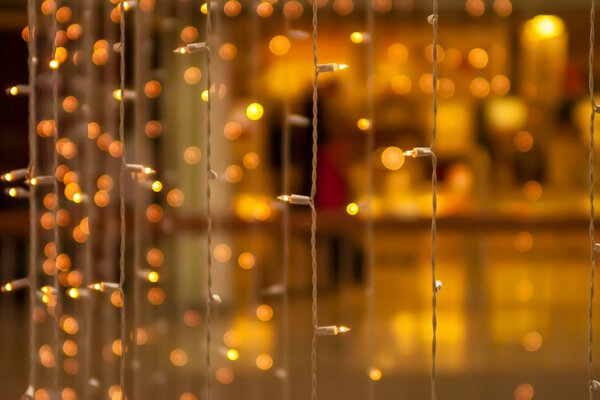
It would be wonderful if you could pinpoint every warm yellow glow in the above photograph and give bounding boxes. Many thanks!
[224,0,242,17]
[201,90,209,102]
[269,35,291,56]
[170,348,188,367]
[72,192,82,204]
[3,283,13,292]
[147,287,165,305]
[225,165,243,183]
[470,77,490,98]
[369,368,382,381]
[8,188,18,197]
[256,304,273,322]
[242,152,259,169]
[214,243,232,262]
[346,202,359,216]
[9,86,19,96]
[515,279,535,302]
[49,59,59,69]
[246,102,264,120]
[215,367,235,384]
[388,43,408,63]
[167,189,184,208]
[238,252,255,270]
[337,326,351,333]
[200,3,208,14]
[151,180,162,192]
[468,48,489,69]
[350,32,365,44]
[257,1,273,17]
[223,330,242,347]
[255,354,273,370]
[527,15,564,40]
[224,121,242,140]
[226,349,239,361]
[381,147,405,171]
[67,288,79,299]
[357,118,370,131]
[147,271,159,283]
[391,74,412,95]
[147,248,164,267]
[514,383,534,400]
[113,89,123,101]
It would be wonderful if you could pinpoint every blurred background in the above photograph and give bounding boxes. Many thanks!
[0,0,599,399]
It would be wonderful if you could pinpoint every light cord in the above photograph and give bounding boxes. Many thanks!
[589,0,596,398]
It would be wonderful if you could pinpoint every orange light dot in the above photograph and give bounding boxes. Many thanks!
[242,152,260,169]
[145,120,162,138]
[219,43,237,61]
[170,349,188,366]
[269,35,291,56]
[283,0,303,19]
[215,367,235,384]
[183,67,202,85]
[523,180,543,202]
[41,212,55,230]
[255,354,273,370]
[183,146,202,165]
[22,26,30,42]
[388,43,408,63]
[63,340,78,357]
[147,287,165,305]
[224,0,242,17]
[238,252,255,269]
[514,131,534,152]
[44,193,58,210]
[67,270,83,287]
[183,309,202,327]
[213,243,232,262]
[514,383,534,400]
[62,388,77,400]
[146,248,164,267]
[333,0,354,15]
[468,48,489,69]
[257,1,273,17]
[224,121,242,140]
[381,147,405,170]
[61,316,79,334]
[470,77,490,98]
[465,0,485,17]
[39,344,56,368]
[110,291,123,308]
[180,393,198,400]
[253,202,271,221]
[94,190,110,207]
[92,49,108,65]
[56,6,72,23]
[180,26,198,43]
[256,304,273,322]
[97,174,114,191]
[144,80,161,98]
[112,339,123,356]
[491,75,511,96]
[225,165,243,183]
[66,24,82,40]
[167,189,185,208]
[41,0,56,15]
[146,204,164,223]
[223,330,242,347]
[357,118,370,131]
[56,253,71,271]
[369,368,383,381]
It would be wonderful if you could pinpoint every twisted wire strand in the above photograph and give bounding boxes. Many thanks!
[589,1,597,398]
[118,1,127,396]
[205,1,214,398]
[310,1,319,399]
[281,2,292,399]
[26,0,38,394]
[365,0,376,398]
[430,2,439,400]
[51,3,61,397]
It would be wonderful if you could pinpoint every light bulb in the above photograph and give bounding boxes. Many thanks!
[138,269,159,283]
[434,280,443,293]
[357,118,370,131]
[88,282,120,292]
[67,288,80,299]
[317,63,349,73]
[126,163,156,175]
[246,102,264,120]
[277,194,311,205]
[226,349,239,361]
[403,147,433,158]
[346,202,359,215]
[5,187,29,198]
[49,59,60,69]
[316,325,351,335]
[2,168,28,182]
[122,0,137,10]
[27,176,54,186]
[6,85,28,96]
[1,278,29,293]
[349,32,370,43]
[151,180,162,192]
[210,293,222,304]
[173,42,208,54]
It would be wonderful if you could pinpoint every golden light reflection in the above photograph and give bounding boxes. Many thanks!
[525,15,565,40]
[246,102,264,120]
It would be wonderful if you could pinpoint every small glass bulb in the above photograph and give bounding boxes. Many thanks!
[151,181,162,192]
[349,32,369,43]
[147,271,159,283]
[49,59,59,69]
[113,89,123,101]
[346,202,359,215]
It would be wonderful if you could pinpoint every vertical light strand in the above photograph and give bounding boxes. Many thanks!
[205,1,214,398]
[310,0,319,399]
[365,0,376,398]
[50,2,61,397]
[81,0,97,397]
[429,2,440,399]
[26,0,38,394]
[280,2,291,399]
[118,1,128,397]
[589,0,596,398]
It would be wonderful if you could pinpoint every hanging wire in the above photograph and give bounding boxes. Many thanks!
[26,0,38,394]
[430,1,439,400]
[205,1,214,398]
[310,0,320,399]
[365,0,376,398]
[118,1,128,397]
[589,0,597,398]
[50,2,61,397]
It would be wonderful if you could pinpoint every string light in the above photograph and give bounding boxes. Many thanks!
[6,85,29,96]
[277,194,311,205]
[316,63,349,72]
[2,168,29,181]
[5,187,30,198]
[26,175,54,186]
[349,32,370,43]
[173,42,208,54]
[315,325,351,335]
[1,278,30,292]
[125,163,156,175]
[287,114,311,127]
[88,282,120,293]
